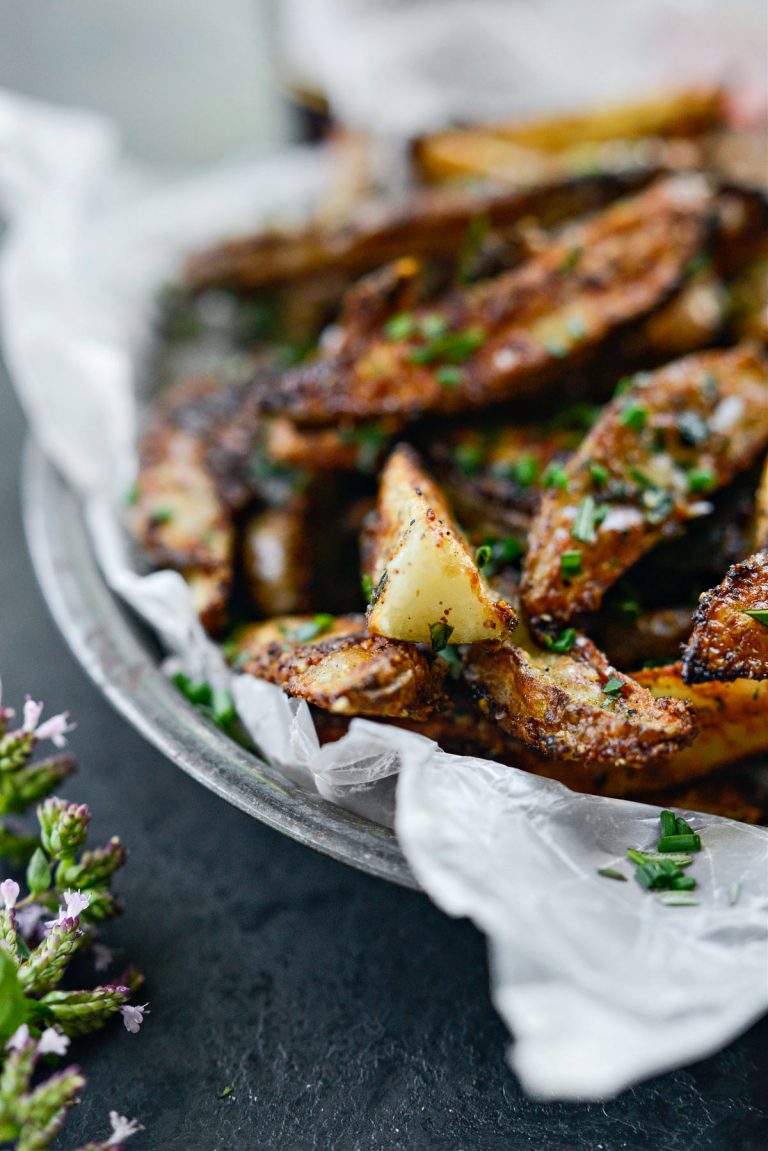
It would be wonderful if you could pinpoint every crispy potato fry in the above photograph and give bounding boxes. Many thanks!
[185,171,652,294]
[463,611,695,770]
[261,176,713,425]
[521,345,768,633]
[682,551,768,682]
[230,614,446,719]
[366,445,516,644]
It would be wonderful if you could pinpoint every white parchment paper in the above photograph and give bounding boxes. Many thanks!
[0,90,766,1100]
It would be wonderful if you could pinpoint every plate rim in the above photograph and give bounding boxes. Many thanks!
[21,437,418,890]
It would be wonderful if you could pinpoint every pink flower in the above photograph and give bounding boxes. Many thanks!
[15,903,46,940]
[46,888,91,929]
[120,1003,149,1034]
[21,696,75,747]
[38,1027,70,1056]
[0,878,19,909]
[5,1024,30,1051]
[107,1111,144,1145]
[92,942,114,972]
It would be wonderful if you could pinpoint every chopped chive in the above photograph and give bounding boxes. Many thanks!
[728,882,740,906]
[429,621,454,653]
[385,312,415,341]
[420,313,449,340]
[656,891,700,906]
[630,851,693,867]
[674,814,696,836]
[687,468,715,494]
[657,833,702,853]
[613,376,634,398]
[659,810,678,839]
[211,688,236,728]
[384,312,415,341]
[542,462,569,491]
[571,495,603,544]
[602,674,624,699]
[285,613,336,643]
[597,867,627,881]
[676,411,710,446]
[511,454,539,487]
[453,442,485,476]
[151,507,174,525]
[543,627,577,654]
[361,574,374,602]
[670,874,697,891]
[436,365,463,388]
[588,461,608,486]
[619,403,648,431]
[437,645,463,679]
[743,609,768,627]
[173,673,212,706]
[124,481,140,506]
[475,544,492,568]
[477,536,526,577]
[560,550,583,578]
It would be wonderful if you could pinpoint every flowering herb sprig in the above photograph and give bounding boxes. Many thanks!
[0,689,145,1149]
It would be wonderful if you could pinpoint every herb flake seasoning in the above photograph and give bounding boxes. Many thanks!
[571,495,603,544]
[285,613,335,643]
[543,627,576,654]
[744,608,768,627]
[429,621,454,652]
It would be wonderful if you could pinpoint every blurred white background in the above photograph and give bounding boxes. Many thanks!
[0,0,764,165]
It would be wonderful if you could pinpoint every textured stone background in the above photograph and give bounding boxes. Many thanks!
[1,365,766,1150]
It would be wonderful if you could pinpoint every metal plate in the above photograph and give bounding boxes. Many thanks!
[21,438,416,889]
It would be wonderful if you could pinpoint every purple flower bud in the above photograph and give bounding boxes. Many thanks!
[0,878,19,909]
[119,1003,149,1034]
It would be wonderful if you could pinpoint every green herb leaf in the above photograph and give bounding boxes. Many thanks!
[656,890,700,906]
[437,646,463,679]
[384,312,415,341]
[619,403,648,431]
[658,832,702,853]
[687,468,715,494]
[613,375,634,398]
[543,627,577,654]
[560,550,582,578]
[286,613,336,643]
[0,948,29,1044]
[659,810,678,839]
[588,461,609,486]
[597,867,627,881]
[476,536,525,576]
[571,495,603,544]
[743,609,768,628]
[510,454,539,487]
[26,847,52,895]
[361,574,374,602]
[151,507,174,525]
[542,462,569,491]
[436,366,463,388]
[453,442,485,476]
[420,313,449,340]
[475,545,492,568]
[728,882,741,905]
[124,482,140,506]
[602,674,624,699]
[429,621,454,653]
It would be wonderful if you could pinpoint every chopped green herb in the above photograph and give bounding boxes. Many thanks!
[659,810,678,838]
[672,814,696,836]
[685,252,712,279]
[429,621,454,653]
[597,867,627,881]
[560,550,583,578]
[687,467,715,494]
[613,375,634,398]
[619,403,648,431]
[453,441,485,476]
[669,874,697,891]
[211,688,235,728]
[542,462,569,491]
[510,454,539,487]
[543,628,577,654]
[641,488,675,524]
[124,482,140,506]
[384,312,415,341]
[438,645,463,679]
[218,1087,234,1100]
[436,365,463,388]
[361,574,374,602]
[626,848,692,891]
[656,891,700,907]
[151,507,174,525]
[408,326,486,365]
[548,402,602,433]
[457,212,491,282]
[602,674,624,699]
[475,544,492,568]
[476,536,525,576]
[728,882,741,906]
[285,613,335,643]
[370,569,388,606]
[630,851,693,867]
[588,461,609,486]
[743,608,768,627]
[420,313,449,340]
[657,833,702,853]
[173,673,212,707]
[571,495,603,543]
[340,423,390,471]
[676,411,710,446]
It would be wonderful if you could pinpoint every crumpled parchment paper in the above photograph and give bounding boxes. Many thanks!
[0,89,765,1100]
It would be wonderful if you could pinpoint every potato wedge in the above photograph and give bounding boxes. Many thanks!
[365,445,516,645]
[229,614,446,720]
[682,551,768,682]
[521,345,768,633]
[262,176,713,425]
[463,623,695,770]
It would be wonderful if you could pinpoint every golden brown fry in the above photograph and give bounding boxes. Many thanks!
[682,551,768,682]
[366,445,516,644]
[184,171,652,294]
[521,345,768,633]
[463,617,695,770]
[230,615,446,720]
[261,176,713,425]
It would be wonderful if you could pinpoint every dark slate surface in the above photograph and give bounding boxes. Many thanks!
[1,364,766,1151]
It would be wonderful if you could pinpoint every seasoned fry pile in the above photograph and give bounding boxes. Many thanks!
[131,88,768,823]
